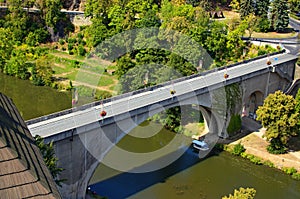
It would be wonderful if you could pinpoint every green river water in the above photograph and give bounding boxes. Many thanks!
[1,73,299,199]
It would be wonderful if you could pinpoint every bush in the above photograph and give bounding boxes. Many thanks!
[292,172,300,180]
[68,43,74,52]
[68,37,77,44]
[59,39,65,45]
[248,155,262,165]
[231,143,246,156]
[282,167,297,175]
[70,60,80,68]
[78,44,86,56]
[255,17,270,33]
[267,139,287,154]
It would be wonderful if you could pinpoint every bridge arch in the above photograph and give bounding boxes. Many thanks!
[56,98,224,198]
[244,90,264,117]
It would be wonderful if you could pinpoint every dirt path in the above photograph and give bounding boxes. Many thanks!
[228,117,300,172]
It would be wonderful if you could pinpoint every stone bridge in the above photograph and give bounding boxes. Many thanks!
[26,51,298,198]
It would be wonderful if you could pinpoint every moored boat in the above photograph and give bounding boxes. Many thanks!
[192,140,209,151]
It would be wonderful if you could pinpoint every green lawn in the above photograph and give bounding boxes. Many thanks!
[97,76,115,87]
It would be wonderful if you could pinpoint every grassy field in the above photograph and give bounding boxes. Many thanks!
[49,50,118,99]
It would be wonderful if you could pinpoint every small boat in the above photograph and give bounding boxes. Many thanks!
[192,140,209,151]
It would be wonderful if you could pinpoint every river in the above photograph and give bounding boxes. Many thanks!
[0,72,71,120]
[1,73,299,199]
[89,122,300,199]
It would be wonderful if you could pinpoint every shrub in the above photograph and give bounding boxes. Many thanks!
[282,167,297,175]
[59,39,65,45]
[248,155,262,165]
[292,172,300,180]
[231,143,246,156]
[68,37,77,44]
[77,32,84,39]
[267,139,287,154]
[70,60,80,68]
[78,44,86,56]
[68,43,74,51]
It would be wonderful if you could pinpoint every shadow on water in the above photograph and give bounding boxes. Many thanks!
[89,147,213,199]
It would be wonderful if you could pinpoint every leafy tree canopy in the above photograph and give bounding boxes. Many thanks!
[222,187,256,199]
[256,91,299,153]
[34,135,65,186]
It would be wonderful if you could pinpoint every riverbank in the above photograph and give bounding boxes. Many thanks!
[220,117,300,174]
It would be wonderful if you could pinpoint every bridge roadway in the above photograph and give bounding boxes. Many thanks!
[27,52,297,138]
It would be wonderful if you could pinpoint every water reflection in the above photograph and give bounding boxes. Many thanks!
[89,122,300,199]
[0,73,71,120]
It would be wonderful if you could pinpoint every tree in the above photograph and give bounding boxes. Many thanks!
[255,0,270,17]
[288,0,300,13]
[244,14,258,38]
[240,0,254,19]
[222,187,256,199]
[33,56,54,86]
[230,0,241,10]
[84,0,115,18]
[34,135,64,186]
[35,0,62,28]
[4,48,30,79]
[254,0,270,32]
[0,28,15,71]
[271,0,290,32]
[256,91,299,154]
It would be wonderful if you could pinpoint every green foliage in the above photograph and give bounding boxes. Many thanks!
[222,187,256,199]
[37,0,62,28]
[256,91,299,153]
[255,17,270,32]
[77,45,86,56]
[0,28,15,71]
[292,172,300,180]
[230,0,240,10]
[26,29,50,46]
[266,138,287,154]
[164,107,181,132]
[255,0,270,17]
[240,0,254,19]
[231,142,246,155]
[282,167,297,175]
[4,49,30,79]
[288,0,300,13]
[59,39,65,45]
[271,0,290,32]
[247,154,263,165]
[32,56,54,86]
[34,135,64,186]
[227,114,242,135]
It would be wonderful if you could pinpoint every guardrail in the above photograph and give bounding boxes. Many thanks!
[25,50,287,125]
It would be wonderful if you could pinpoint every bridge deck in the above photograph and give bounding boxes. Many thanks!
[27,52,298,138]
